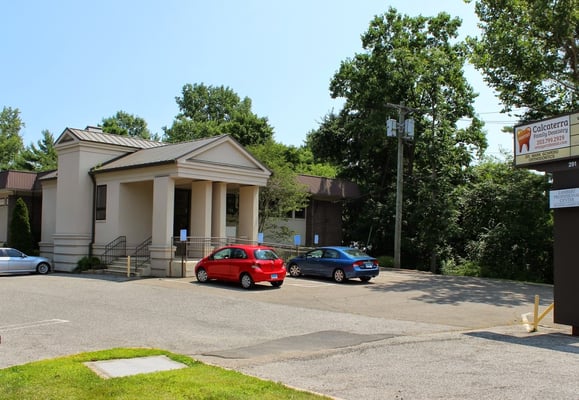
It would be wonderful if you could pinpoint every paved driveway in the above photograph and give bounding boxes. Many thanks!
[1,269,577,399]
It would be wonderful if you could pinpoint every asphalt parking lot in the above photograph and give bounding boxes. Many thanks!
[1,268,578,399]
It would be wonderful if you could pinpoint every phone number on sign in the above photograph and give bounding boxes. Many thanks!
[535,134,567,150]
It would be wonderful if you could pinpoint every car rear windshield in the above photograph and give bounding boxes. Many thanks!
[343,248,369,257]
[254,249,279,260]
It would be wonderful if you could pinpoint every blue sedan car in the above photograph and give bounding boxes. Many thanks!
[287,246,379,283]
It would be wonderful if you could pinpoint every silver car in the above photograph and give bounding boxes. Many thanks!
[0,248,52,275]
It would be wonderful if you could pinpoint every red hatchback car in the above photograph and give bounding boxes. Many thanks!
[195,244,286,289]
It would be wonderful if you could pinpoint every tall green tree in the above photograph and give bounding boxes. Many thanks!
[448,156,553,283]
[467,0,579,120]
[248,141,310,242]
[163,83,274,146]
[0,106,25,170]
[8,197,35,254]
[308,9,486,270]
[16,130,58,171]
[101,110,155,139]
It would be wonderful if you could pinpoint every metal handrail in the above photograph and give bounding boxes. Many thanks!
[131,236,152,271]
[102,236,126,265]
[171,236,314,261]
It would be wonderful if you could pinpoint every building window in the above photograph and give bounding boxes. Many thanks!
[227,193,238,216]
[294,208,306,219]
[96,185,107,220]
[286,208,306,219]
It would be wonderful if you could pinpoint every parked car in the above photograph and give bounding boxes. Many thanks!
[0,248,52,275]
[195,244,286,289]
[287,246,379,283]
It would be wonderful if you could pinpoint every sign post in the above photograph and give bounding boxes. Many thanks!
[180,229,187,278]
[515,110,579,336]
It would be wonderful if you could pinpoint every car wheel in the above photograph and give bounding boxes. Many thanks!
[360,276,371,282]
[36,263,50,275]
[288,263,301,277]
[196,268,209,283]
[271,281,283,288]
[333,268,347,283]
[240,273,254,290]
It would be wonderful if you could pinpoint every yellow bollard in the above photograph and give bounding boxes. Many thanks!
[533,295,540,332]
[127,255,131,278]
[522,295,555,332]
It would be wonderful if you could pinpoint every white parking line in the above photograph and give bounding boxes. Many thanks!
[0,319,69,332]
[286,281,334,288]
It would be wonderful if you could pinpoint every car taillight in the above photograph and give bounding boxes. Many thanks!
[251,263,259,269]
[353,261,364,267]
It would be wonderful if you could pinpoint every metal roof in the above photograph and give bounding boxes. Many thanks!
[93,135,228,172]
[59,127,165,150]
[0,170,45,191]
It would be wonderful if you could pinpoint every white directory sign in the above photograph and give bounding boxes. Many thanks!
[550,188,579,209]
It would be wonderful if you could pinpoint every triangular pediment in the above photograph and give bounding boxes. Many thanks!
[181,136,269,173]
[54,129,78,146]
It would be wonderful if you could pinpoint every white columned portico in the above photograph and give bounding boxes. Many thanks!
[150,175,175,277]
[212,182,227,239]
[238,185,259,242]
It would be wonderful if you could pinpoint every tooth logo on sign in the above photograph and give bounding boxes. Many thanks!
[517,126,531,153]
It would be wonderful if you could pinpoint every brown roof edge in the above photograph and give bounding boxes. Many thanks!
[0,170,48,191]
[296,174,360,199]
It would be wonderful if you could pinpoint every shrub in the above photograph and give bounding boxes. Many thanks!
[75,256,102,273]
[441,258,481,277]
[377,255,394,268]
[8,197,34,254]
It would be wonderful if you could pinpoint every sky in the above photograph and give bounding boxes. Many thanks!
[2,0,518,159]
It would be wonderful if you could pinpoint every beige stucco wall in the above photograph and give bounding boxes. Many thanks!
[119,181,153,247]
[52,142,136,271]
[39,179,57,258]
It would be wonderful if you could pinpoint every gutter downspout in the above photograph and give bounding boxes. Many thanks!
[89,170,96,258]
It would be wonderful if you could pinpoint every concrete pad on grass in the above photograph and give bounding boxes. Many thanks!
[85,355,187,379]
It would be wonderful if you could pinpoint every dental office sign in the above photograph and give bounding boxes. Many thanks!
[514,112,579,167]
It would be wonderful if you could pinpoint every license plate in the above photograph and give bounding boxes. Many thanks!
[364,263,373,269]
[271,274,278,279]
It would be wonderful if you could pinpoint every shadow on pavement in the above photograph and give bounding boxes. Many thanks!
[465,331,579,355]
[368,268,553,308]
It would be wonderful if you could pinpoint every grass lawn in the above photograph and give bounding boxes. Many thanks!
[0,348,330,399]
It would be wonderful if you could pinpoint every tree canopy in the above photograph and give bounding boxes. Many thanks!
[163,83,274,146]
[15,130,58,172]
[248,141,310,242]
[101,110,155,139]
[467,0,579,120]
[308,8,486,270]
[0,106,25,170]
[446,156,553,283]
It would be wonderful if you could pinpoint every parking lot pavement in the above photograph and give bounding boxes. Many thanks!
[1,269,576,399]
[194,267,563,332]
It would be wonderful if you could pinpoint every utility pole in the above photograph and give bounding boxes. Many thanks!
[386,102,416,269]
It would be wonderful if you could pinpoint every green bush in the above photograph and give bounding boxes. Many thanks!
[377,255,394,268]
[440,258,481,277]
[74,256,102,273]
[8,197,34,254]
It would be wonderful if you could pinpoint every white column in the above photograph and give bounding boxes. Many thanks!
[190,181,212,238]
[238,185,259,242]
[150,175,175,277]
[212,182,227,239]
